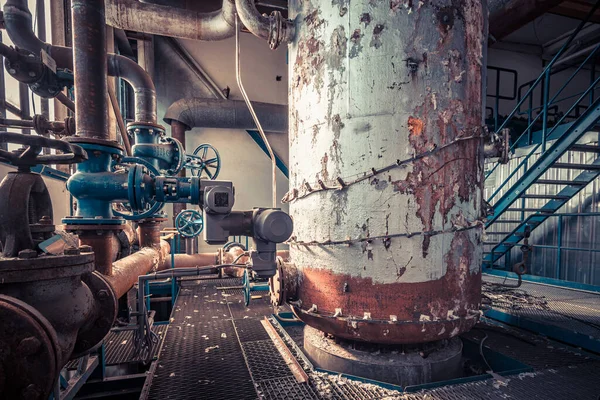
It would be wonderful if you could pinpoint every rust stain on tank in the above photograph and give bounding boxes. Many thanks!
[320,153,329,181]
[294,232,481,344]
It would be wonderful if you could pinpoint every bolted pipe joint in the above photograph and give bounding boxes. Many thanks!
[235,0,295,49]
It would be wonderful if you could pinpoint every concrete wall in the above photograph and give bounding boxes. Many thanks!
[154,33,290,253]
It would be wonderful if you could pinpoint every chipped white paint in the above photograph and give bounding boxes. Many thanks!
[288,0,485,285]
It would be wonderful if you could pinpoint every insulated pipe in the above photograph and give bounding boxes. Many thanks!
[105,0,237,41]
[107,239,170,298]
[235,0,295,49]
[72,0,108,140]
[163,98,288,133]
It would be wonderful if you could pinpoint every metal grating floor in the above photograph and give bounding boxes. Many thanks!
[483,274,600,340]
[142,276,600,400]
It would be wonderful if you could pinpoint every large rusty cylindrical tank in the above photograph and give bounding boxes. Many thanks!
[287,0,487,344]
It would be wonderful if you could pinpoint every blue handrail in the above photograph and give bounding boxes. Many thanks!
[485,1,600,185]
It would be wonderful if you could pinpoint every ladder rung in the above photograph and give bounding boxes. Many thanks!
[535,179,587,186]
[570,144,600,153]
[553,162,600,170]
[520,194,571,200]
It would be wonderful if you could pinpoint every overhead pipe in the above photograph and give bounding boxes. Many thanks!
[2,0,73,67]
[4,0,157,125]
[105,0,237,41]
[163,98,288,133]
[235,0,295,49]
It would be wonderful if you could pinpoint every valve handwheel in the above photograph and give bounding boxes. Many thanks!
[187,143,221,180]
[0,132,87,167]
[175,209,204,238]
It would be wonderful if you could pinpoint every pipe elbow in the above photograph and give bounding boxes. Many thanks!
[235,0,295,49]
[163,98,288,133]
[3,0,48,55]
[108,54,157,124]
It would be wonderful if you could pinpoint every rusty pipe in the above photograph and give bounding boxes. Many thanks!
[137,219,163,249]
[72,0,108,140]
[105,0,237,41]
[107,239,170,298]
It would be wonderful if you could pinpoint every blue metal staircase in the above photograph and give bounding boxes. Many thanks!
[483,2,600,270]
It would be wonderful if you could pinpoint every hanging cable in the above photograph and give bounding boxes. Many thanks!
[235,15,277,208]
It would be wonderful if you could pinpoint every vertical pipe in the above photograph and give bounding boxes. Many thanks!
[0,32,6,151]
[541,70,550,152]
[72,0,108,139]
[495,70,500,131]
[171,120,187,226]
[19,83,31,134]
[36,0,50,153]
[527,85,533,145]
[591,59,596,105]
[557,215,563,279]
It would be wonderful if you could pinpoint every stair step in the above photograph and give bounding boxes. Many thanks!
[507,208,554,212]
[570,144,600,153]
[520,194,571,200]
[482,241,499,245]
[485,232,512,235]
[495,219,523,224]
[535,179,588,185]
[552,162,600,170]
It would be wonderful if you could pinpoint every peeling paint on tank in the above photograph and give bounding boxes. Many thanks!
[349,29,363,58]
[370,24,385,49]
[288,0,486,344]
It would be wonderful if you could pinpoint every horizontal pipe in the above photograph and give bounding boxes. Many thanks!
[105,0,237,41]
[107,239,170,298]
[161,249,290,269]
[163,98,288,133]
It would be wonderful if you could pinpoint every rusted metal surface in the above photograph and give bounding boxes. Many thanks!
[288,0,486,344]
[0,295,59,400]
[261,317,309,383]
[72,0,108,140]
[162,252,219,269]
[76,229,121,275]
[137,218,165,249]
[107,240,170,298]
